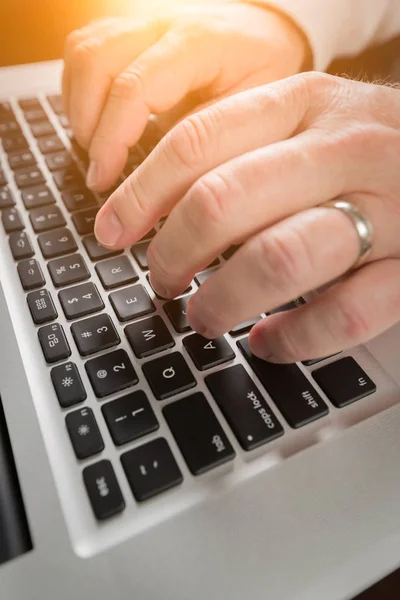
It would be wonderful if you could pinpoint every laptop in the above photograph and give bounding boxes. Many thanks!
[1,58,400,600]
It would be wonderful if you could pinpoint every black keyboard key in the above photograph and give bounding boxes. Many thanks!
[95,256,138,289]
[0,170,5,186]
[195,269,218,287]
[59,282,104,320]
[38,228,77,259]
[125,316,175,358]
[48,254,89,287]
[27,289,57,324]
[313,357,376,408]
[72,208,98,235]
[62,188,96,211]
[53,167,84,190]
[38,323,71,363]
[9,231,34,260]
[85,349,138,398]
[0,187,15,208]
[222,245,240,260]
[30,121,55,138]
[24,108,47,123]
[164,296,192,333]
[121,438,182,502]
[270,297,306,314]
[17,258,45,290]
[7,150,35,170]
[70,137,89,166]
[163,392,235,475]
[14,165,45,189]
[83,460,125,520]
[102,391,159,446]
[38,135,64,154]
[51,361,87,408]
[139,228,156,242]
[83,234,123,261]
[303,354,339,367]
[47,94,63,114]
[30,205,66,232]
[45,151,73,171]
[238,338,329,428]
[183,333,234,371]
[206,365,284,451]
[109,284,155,322]
[71,313,120,356]
[21,185,55,209]
[0,120,21,137]
[2,207,24,232]
[19,97,41,111]
[229,317,262,336]
[142,352,196,400]
[131,241,150,269]
[66,407,104,460]
[3,135,28,152]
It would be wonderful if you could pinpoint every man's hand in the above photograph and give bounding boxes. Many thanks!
[62,3,307,191]
[94,73,400,363]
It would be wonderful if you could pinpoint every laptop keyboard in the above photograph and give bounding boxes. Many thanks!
[0,94,385,534]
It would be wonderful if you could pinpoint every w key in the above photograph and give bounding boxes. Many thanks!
[59,282,104,319]
[125,315,174,358]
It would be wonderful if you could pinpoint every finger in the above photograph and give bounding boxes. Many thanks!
[94,74,313,244]
[88,23,254,192]
[248,258,400,363]
[66,18,168,150]
[185,205,363,338]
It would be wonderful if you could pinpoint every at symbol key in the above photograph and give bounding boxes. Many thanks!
[85,349,138,398]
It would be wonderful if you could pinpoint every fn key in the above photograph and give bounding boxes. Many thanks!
[83,460,125,521]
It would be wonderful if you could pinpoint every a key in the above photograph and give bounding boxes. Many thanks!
[7,150,36,170]
[83,460,125,520]
[9,231,34,260]
[163,392,235,475]
[47,94,63,114]
[121,438,183,502]
[38,135,64,154]
[30,205,66,233]
[17,258,45,290]
[27,289,57,324]
[109,284,155,322]
[125,316,175,358]
[183,333,235,371]
[51,361,87,408]
[38,228,77,259]
[131,241,150,269]
[102,391,159,446]
[21,185,55,209]
[72,208,98,235]
[71,313,120,356]
[2,207,24,232]
[3,135,28,153]
[30,121,55,137]
[0,121,21,137]
[45,151,73,171]
[194,269,218,287]
[14,165,45,189]
[222,245,241,260]
[238,338,329,428]
[146,274,192,300]
[312,357,376,408]
[83,234,123,261]
[270,297,306,314]
[0,187,15,209]
[24,107,47,123]
[163,296,192,333]
[85,349,138,398]
[38,322,71,363]
[53,167,84,190]
[229,317,262,336]
[95,256,138,289]
[61,188,96,211]
[59,282,104,320]
[66,407,104,460]
[19,97,41,111]
[142,352,196,400]
[48,254,89,287]
[206,364,284,451]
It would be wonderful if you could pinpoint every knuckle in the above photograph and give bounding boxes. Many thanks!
[110,71,142,102]
[71,38,101,68]
[65,29,86,53]
[123,172,151,222]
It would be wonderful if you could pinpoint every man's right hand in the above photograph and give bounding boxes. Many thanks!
[62,2,308,192]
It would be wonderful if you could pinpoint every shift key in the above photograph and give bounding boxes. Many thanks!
[238,338,329,428]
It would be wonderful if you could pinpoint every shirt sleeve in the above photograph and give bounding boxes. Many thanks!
[241,0,400,71]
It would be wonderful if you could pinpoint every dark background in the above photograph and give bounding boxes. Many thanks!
[0,1,399,598]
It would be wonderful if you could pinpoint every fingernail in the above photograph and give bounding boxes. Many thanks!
[186,299,207,336]
[249,329,277,362]
[86,161,99,189]
[95,209,123,247]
